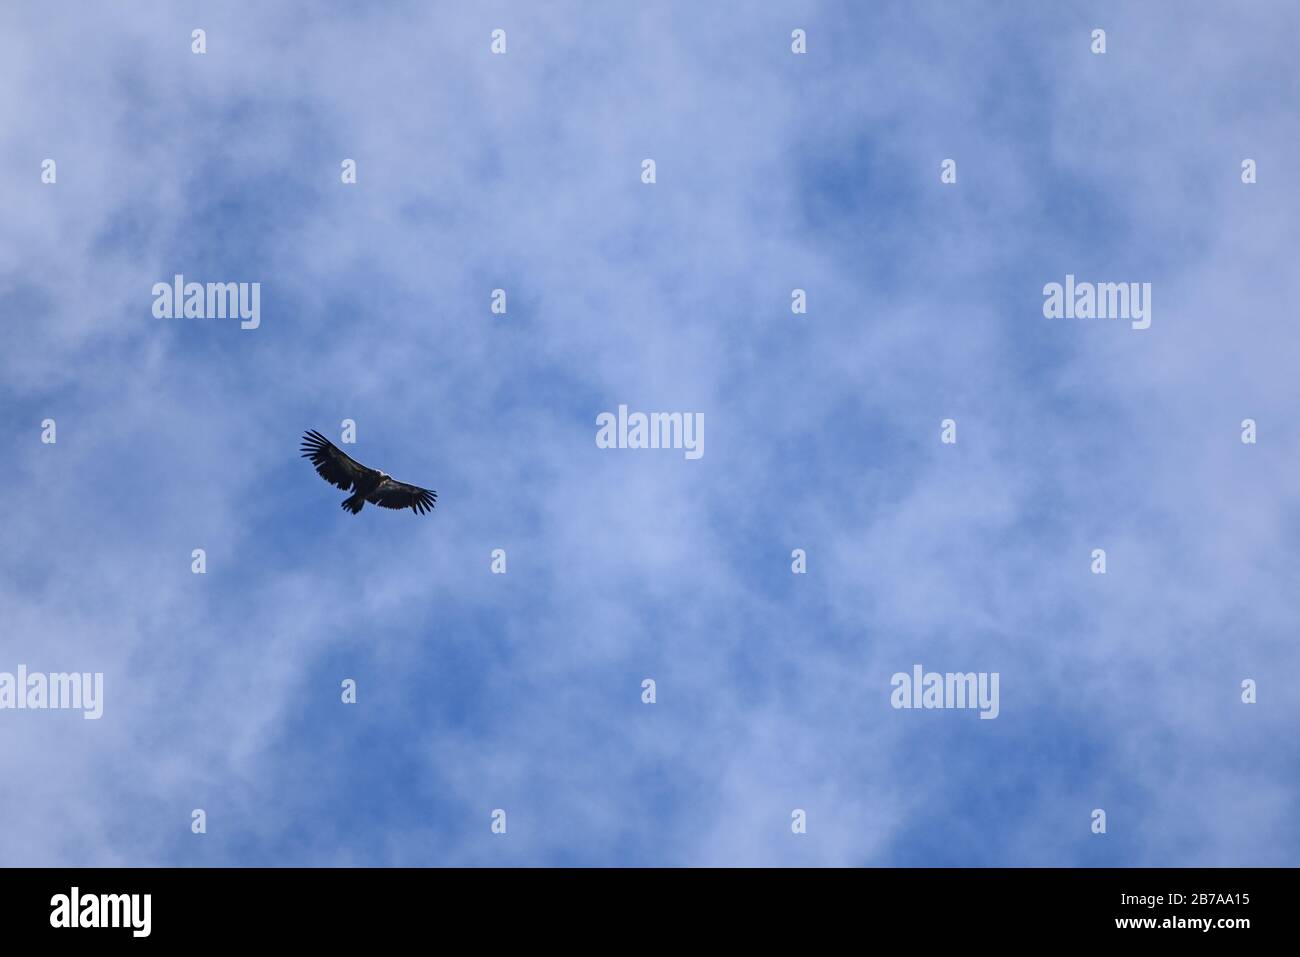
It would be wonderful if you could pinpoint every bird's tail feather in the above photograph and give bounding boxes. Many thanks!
[342,493,365,514]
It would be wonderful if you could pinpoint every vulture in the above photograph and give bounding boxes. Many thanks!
[300,430,437,515]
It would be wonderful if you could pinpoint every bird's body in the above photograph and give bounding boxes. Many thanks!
[300,430,437,515]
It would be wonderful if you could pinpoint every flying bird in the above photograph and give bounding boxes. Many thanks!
[300,430,437,515]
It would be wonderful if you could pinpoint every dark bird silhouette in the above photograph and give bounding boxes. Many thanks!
[300,430,437,515]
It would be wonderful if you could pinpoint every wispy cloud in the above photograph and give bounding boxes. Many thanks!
[1,0,1296,866]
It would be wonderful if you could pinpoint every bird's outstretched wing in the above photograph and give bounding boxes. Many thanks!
[300,430,377,491]
[367,478,437,515]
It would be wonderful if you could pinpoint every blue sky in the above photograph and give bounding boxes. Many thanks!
[2,0,1298,866]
